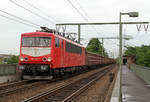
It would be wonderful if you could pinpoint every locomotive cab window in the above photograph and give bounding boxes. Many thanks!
[55,37,60,47]
[22,37,51,47]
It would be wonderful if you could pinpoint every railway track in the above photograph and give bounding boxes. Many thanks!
[0,80,47,97]
[0,66,101,100]
[22,65,113,102]
[0,67,97,98]
[0,80,29,91]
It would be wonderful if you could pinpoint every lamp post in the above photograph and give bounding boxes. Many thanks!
[119,12,138,70]
[119,12,138,101]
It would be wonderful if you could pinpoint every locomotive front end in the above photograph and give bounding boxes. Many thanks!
[19,32,53,80]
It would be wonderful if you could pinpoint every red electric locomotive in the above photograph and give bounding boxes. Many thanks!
[19,28,85,80]
[19,27,115,80]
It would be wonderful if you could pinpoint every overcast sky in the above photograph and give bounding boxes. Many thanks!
[0,0,150,57]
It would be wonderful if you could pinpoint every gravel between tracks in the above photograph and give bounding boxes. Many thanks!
[0,65,112,102]
[71,65,118,102]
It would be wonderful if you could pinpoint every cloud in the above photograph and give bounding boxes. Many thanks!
[0,0,149,57]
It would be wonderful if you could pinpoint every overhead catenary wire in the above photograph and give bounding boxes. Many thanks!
[9,0,55,24]
[109,39,120,46]
[74,0,91,21]
[0,14,39,28]
[22,0,58,23]
[74,0,99,30]
[66,0,89,22]
[67,0,99,34]
[0,9,41,27]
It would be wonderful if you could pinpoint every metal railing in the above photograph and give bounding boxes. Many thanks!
[130,64,150,84]
[0,64,17,76]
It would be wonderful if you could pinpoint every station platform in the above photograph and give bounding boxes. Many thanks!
[122,65,150,102]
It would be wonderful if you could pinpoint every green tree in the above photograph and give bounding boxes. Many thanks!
[7,55,19,64]
[136,45,150,67]
[124,45,150,67]
[124,46,136,56]
[86,38,108,56]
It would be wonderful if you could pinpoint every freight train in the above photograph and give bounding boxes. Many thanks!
[19,27,115,80]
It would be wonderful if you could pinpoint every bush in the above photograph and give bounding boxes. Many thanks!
[7,55,19,64]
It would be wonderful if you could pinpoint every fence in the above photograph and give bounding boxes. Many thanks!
[0,64,17,76]
[130,64,150,84]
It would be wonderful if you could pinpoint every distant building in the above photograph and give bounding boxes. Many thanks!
[0,54,13,64]
[123,55,136,65]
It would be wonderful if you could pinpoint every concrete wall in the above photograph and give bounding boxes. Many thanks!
[130,64,150,85]
[0,74,21,83]
[0,64,17,75]
[0,64,21,83]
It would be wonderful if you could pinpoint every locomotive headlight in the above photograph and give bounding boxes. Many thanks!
[47,57,51,62]
[20,57,24,61]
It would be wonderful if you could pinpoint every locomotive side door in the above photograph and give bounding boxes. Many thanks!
[61,39,64,67]
[54,37,61,67]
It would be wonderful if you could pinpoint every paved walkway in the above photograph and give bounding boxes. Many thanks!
[122,65,150,102]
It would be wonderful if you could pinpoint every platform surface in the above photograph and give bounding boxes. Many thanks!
[122,65,150,102]
[110,67,120,102]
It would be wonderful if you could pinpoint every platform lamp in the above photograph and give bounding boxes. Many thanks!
[119,12,138,101]
[119,12,138,70]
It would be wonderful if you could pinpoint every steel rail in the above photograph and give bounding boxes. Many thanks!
[0,66,106,98]
[0,81,46,97]
[62,67,113,102]
[22,65,114,102]
[0,80,29,91]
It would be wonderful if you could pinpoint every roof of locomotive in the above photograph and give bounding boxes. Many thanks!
[21,32,84,48]
[21,32,52,36]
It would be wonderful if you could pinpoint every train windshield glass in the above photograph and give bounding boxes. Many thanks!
[22,37,51,47]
